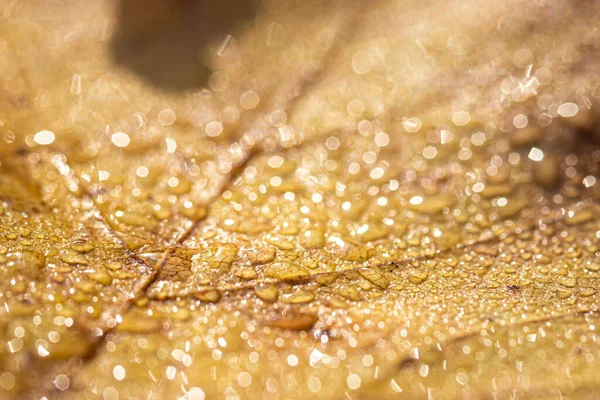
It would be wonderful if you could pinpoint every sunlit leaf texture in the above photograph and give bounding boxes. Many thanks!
[1,0,600,398]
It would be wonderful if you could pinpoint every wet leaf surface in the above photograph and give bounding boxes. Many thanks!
[1,0,600,399]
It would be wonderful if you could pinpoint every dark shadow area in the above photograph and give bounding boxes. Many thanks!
[110,0,258,92]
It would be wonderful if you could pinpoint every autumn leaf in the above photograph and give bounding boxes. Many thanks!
[1,0,600,399]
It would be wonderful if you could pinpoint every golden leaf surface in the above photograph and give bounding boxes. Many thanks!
[1,0,600,399]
